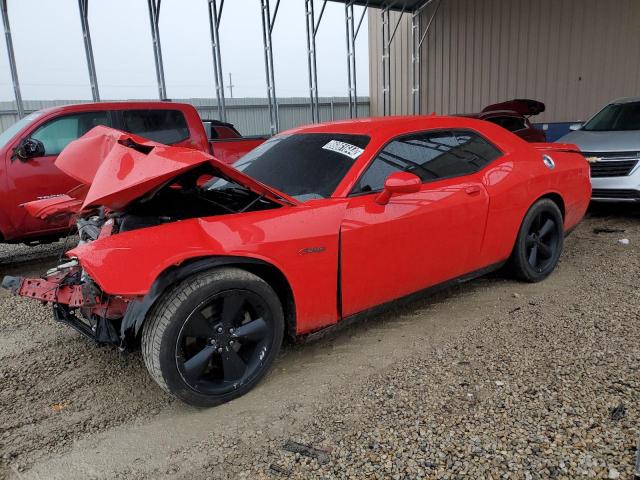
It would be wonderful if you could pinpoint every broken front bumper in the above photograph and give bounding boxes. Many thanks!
[2,268,129,345]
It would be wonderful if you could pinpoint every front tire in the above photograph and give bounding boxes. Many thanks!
[141,267,284,407]
[509,199,564,283]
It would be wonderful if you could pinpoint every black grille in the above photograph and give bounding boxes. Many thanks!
[589,160,638,177]
[583,151,639,178]
[591,189,640,200]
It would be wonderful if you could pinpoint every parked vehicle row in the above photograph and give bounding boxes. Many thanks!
[1,95,637,246]
[3,116,591,406]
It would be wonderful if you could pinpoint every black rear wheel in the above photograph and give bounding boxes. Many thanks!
[510,199,564,282]
[142,267,284,407]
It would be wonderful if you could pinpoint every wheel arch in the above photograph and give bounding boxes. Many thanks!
[537,191,566,220]
[121,255,297,345]
[506,191,566,260]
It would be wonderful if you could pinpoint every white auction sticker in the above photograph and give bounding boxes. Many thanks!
[322,140,364,160]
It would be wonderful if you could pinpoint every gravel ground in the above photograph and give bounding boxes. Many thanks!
[244,230,639,479]
[0,205,638,479]
[0,236,76,267]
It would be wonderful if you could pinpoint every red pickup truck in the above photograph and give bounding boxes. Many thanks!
[0,101,265,244]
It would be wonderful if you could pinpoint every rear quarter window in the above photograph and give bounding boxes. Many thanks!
[122,109,189,144]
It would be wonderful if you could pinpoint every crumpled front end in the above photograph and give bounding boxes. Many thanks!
[2,219,132,346]
[2,126,290,348]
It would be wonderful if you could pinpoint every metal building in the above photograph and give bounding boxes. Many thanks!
[368,0,640,122]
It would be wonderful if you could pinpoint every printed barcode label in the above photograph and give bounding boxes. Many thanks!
[322,140,364,160]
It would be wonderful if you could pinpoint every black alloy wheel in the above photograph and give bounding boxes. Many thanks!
[142,267,284,407]
[524,210,561,273]
[510,198,564,283]
[176,290,273,395]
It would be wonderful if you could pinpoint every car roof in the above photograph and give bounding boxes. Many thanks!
[609,96,640,104]
[35,101,194,116]
[283,115,494,138]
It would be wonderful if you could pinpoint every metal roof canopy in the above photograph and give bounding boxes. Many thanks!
[329,0,438,115]
[0,0,437,129]
[327,0,430,13]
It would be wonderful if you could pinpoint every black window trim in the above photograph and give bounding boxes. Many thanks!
[348,127,504,197]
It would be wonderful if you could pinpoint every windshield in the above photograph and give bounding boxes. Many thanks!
[0,112,43,149]
[583,102,640,131]
[207,133,370,201]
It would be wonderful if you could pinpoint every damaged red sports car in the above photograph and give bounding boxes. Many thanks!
[3,117,591,407]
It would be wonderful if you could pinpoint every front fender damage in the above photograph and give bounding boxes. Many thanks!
[119,256,272,339]
[2,263,130,346]
[3,126,305,351]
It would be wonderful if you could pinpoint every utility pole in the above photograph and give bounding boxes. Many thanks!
[227,72,234,98]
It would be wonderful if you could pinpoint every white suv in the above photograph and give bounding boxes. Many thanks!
[559,97,640,202]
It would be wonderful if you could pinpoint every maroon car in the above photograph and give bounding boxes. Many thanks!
[459,99,547,142]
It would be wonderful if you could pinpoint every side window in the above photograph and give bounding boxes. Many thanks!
[354,130,459,193]
[122,109,189,144]
[31,111,110,156]
[486,115,526,132]
[353,129,502,194]
[452,130,502,169]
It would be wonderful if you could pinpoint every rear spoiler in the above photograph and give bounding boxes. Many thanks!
[531,142,582,154]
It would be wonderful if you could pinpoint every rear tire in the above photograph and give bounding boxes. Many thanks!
[141,267,284,407]
[509,199,564,283]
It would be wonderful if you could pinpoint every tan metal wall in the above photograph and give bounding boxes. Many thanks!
[368,0,640,122]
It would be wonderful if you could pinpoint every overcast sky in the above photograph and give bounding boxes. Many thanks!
[0,0,369,101]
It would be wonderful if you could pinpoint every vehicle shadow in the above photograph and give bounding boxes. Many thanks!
[0,235,76,269]
[586,201,640,220]
[282,270,510,356]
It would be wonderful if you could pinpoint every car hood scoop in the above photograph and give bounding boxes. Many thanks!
[55,126,298,212]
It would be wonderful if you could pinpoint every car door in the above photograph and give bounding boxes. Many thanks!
[340,129,501,317]
[6,111,112,237]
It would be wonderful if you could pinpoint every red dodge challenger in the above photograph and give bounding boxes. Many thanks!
[3,116,591,407]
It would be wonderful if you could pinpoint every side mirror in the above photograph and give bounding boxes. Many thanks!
[13,138,45,161]
[375,171,421,205]
[569,122,583,131]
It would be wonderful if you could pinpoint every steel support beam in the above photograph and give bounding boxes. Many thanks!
[381,5,405,116]
[147,0,167,100]
[260,0,280,134]
[0,0,23,117]
[208,0,226,121]
[380,6,389,116]
[410,10,420,114]
[411,0,440,114]
[305,0,325,123]
[345,2,366,118]
[78,0,100,102]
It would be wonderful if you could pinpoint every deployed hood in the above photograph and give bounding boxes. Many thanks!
[482,99,546,116]
[558,129,640,153]
[55,126,298,212]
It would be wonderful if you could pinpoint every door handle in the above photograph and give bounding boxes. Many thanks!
[465,185,482,196]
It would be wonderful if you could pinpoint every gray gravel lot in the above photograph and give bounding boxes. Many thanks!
[0,205,638,480]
